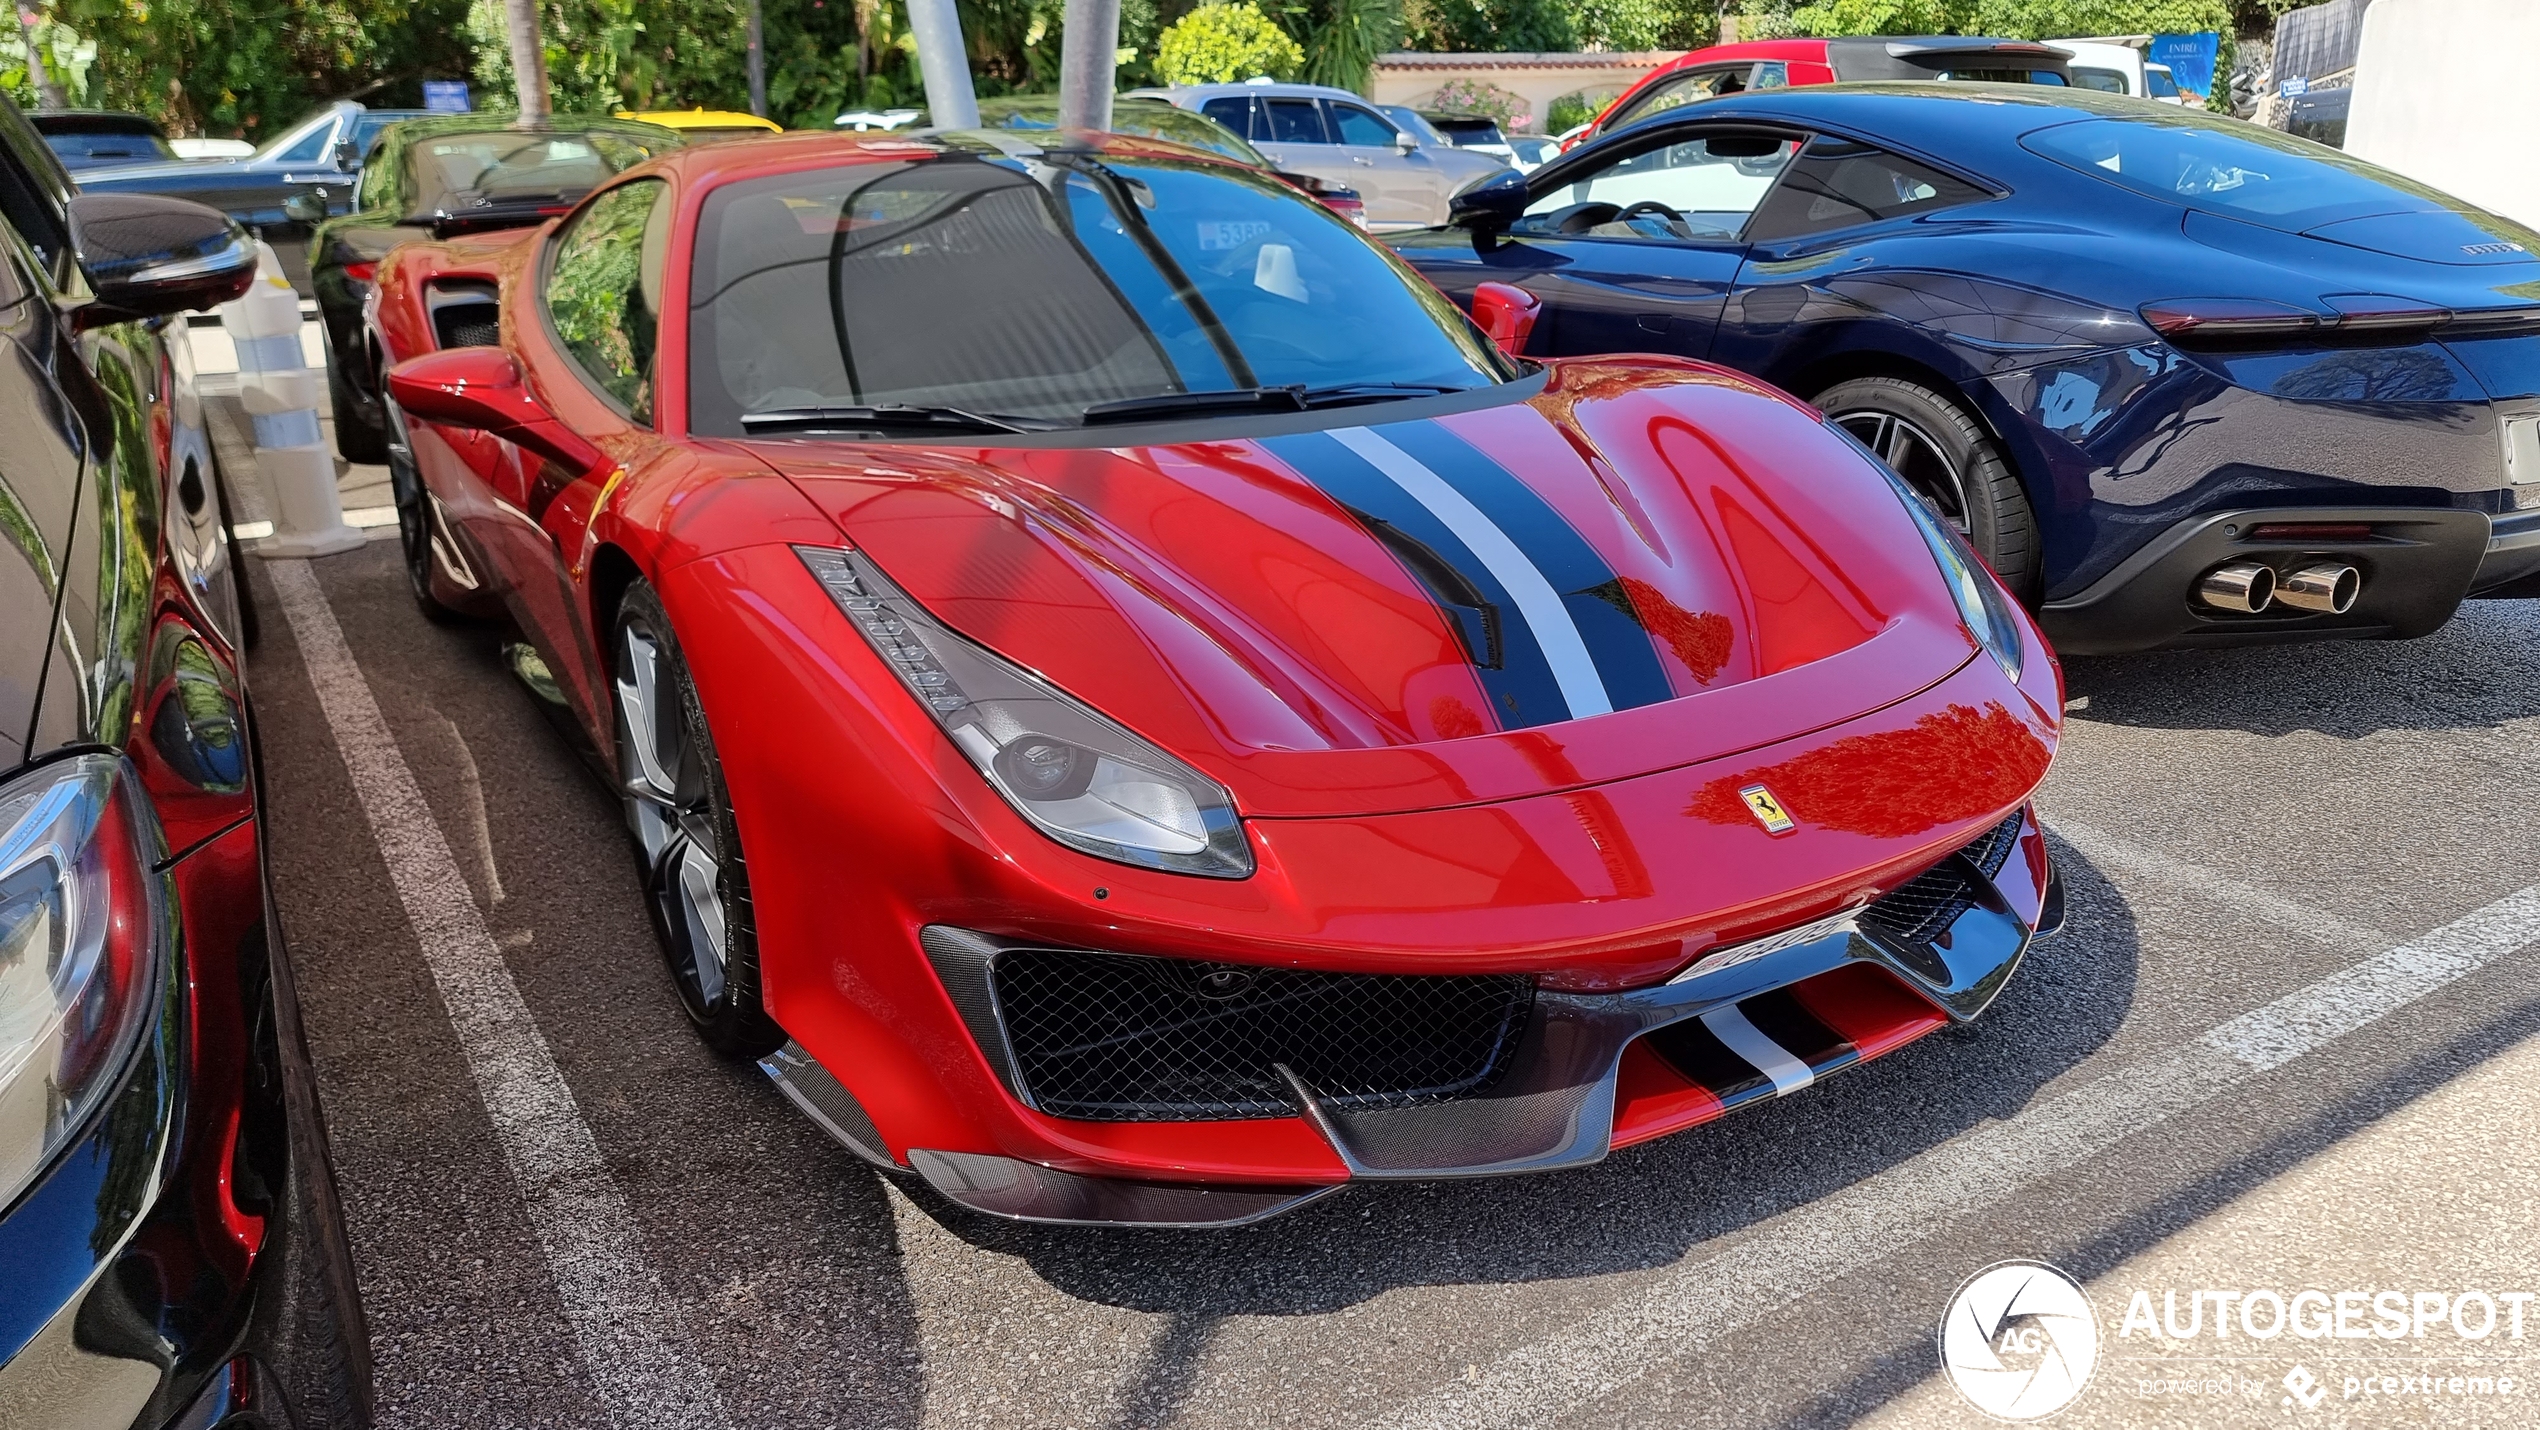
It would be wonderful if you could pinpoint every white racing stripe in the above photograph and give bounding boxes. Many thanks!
[1700,1006,1815,1094]
[267,559,731,1430]
[1388,880,2540,1430]
[1328,426,1613,718]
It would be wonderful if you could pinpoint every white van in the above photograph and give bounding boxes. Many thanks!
[2346,0,2539,230]
[2051,39,2191,103]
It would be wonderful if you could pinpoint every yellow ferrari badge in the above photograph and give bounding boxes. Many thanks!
[1739,783,1797,835]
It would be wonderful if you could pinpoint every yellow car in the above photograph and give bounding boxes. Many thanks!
[614,108,783,143]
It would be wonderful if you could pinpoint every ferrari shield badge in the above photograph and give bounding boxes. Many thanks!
[1739,783,1797,835]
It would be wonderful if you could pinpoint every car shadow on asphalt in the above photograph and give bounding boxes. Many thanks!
[2062,599,2540,740]
[889,843,2141,1426]
[1752,988,2540,1430]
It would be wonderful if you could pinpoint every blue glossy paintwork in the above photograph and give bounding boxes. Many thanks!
[1390,85,2540,613]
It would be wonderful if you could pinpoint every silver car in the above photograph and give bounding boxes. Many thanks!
[1130,81,1507,229]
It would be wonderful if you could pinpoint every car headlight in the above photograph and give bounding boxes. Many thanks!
[0,755,163,1212]
[797,547,1255,878]
[1833,424,2025,684]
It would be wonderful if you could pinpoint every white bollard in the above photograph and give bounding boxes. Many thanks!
[220,241,362,558]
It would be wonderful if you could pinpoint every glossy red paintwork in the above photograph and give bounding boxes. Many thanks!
[1575,41,1842,147]
[371,131,2060,1187]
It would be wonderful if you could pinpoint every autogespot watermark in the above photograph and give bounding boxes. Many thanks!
[1941,1271,2534,1420]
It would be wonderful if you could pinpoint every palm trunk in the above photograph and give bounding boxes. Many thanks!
[504,0,552,122]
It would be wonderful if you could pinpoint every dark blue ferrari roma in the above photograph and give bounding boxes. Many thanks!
[1393,86,2540,653]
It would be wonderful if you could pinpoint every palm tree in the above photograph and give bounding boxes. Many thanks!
[1299,0,1399,97]
[502,0,552,121]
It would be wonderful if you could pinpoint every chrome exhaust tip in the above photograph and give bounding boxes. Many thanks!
[2275,561,2360,614]
[2196,561,2276,613]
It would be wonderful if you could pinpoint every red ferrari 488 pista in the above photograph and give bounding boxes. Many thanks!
[368,128,2064,1226]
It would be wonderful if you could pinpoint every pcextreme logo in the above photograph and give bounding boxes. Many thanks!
[1940,1260,2100,1421]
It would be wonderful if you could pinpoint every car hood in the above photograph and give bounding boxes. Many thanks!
[749,365,1987,818]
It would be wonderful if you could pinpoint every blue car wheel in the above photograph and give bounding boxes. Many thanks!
[1817,376,2039,602]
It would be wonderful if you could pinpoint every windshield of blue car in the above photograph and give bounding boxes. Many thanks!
[2024,116,2446,227]
[406,131,664,215]
[688,152,1517,435]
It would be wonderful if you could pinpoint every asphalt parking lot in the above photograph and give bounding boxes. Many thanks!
[212,393,2540,1430]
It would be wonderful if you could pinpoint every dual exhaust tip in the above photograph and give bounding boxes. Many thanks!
[2198,561,2361,615]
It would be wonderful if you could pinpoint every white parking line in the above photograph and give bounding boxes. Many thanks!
[1388,881,2540,1430]
[267,559,731,1430]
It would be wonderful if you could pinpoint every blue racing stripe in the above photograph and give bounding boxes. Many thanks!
[1261,429,1574,728]
[1372,419,1675,712]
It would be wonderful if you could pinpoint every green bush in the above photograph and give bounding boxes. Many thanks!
[1155,3,1303,86]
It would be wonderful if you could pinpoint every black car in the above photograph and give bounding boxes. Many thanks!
[74,100,435,287]
[27,109,179,171]
[305,113,684,462]
[0,95,373,1429]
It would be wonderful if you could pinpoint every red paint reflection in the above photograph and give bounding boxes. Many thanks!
[1619,576,1733,684]
[1686,702,2051,838]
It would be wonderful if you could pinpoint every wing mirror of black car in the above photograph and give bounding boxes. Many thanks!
[282,191,329,223]
[66,193,258,329]
[1448,169,1529,231]
[332,138,360,171]
[386,346,610,477]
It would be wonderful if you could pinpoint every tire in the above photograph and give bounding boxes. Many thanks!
[328,349,389,465]
[382,397,482,625]
[1815,376,2040,603]
[614,582,785,1060]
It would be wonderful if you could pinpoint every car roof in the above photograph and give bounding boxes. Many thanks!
[1133,81,1375,103]
[632,127,1260,192]
[1611,80,2155,146]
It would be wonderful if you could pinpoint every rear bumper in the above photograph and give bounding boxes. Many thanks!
[770,806,2056,1228]
[2036,506,2494,656]
[2469,508,2540,598]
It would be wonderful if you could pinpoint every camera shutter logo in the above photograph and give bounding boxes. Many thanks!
[1939,1260,2100,1421]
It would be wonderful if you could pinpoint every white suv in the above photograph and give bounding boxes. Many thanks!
[1130,80,1510,229]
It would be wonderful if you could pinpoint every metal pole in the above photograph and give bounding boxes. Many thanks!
[1057,0,1121,132]
[904,0,978,129]
[746,0,767,117]
[503,0,552,122]
[12,3,68,110]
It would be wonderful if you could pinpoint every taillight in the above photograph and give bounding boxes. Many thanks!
[343,260,378,284]
[2139,298,2322,345]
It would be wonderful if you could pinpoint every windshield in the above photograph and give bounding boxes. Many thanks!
[688,150,1515,435]
[2144,67,2181,98]
[406,130,668,214]
[2024,115,2443,228]
[259,113,338,163]
[976,99,1270,167]
[41,127,175,168]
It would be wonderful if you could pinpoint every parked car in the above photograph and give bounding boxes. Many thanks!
[0,95,373,1428]
[1135,81,1508,228]
[301,113,685,463]
[970,94,1367,226]
[2053,39,2191,103]
[617,107,784,142]
[26,108,177,170]
[1395,84,2540,654]
[74,100,436,287]
[1570,37,2074,148]
[366,128,2062,1228]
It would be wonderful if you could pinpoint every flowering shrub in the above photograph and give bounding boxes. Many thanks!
[1427,76,1526,130]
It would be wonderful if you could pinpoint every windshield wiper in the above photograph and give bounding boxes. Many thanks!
[740,404,1050,435]
[1080,382,1469,426]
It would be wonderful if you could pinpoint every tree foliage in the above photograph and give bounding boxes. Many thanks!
[1293,0,1399,94]
[1155,3,1301,84]
[63,0,473,138]
[1399,0,1572,52]
[1750,0,2233,40]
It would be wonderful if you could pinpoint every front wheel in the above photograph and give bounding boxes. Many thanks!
[614,582,785,1060]
[328,350,390,465]
[1815,376,2039,603]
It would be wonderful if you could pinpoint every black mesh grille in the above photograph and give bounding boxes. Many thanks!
[992,949,1536,1122]
[433,303,500,349]
[1860,811,2026,947]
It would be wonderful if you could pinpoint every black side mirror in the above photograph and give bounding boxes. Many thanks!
[282,191,329,223]
[1448,169,1529,231]
[333,138,360,170]
[66,193,258,327]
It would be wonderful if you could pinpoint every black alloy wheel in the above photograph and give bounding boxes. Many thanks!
[613,581,785,1059]
[328,347,390,464]
[1817,375,2040,602]
[381,390,484,623]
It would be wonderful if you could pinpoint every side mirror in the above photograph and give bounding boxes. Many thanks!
[66,193,257,327]
[1447,169,1529,231]
[1394,130,1417,152]
[333,138,360,171]
[1471,281,1540,357]
[385,346,607,475]
[282,191,329,224]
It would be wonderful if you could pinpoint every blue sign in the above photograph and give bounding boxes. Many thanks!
[422,80,471,113]
[2279,75,2311,97]
[2147,32,2219,101]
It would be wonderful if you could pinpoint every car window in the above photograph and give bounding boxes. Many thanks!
[40,128,177,166]
[1262,98,1327,145]
[546,178,671,422]
[268,117,338,165]
[1612,68,1754,130]
[686,153,1515,434]
[2144,68,2182,99]
[2069,67,2129,94]
[1199,97,1255,141]
[1518,130,1799,242]
[1752,62,1789,89]
[350,114,403,154]
[409,132,657,215]
[1327,103,1396,147]
[2024,114,2459,226]
[1935,67,2066,84]
[1744,135,1991,241]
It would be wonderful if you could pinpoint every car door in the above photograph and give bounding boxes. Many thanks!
[0,147,91,768]
[1247,96,1354,194]
[1456,126,1801,361]
[1320,99,1431,227]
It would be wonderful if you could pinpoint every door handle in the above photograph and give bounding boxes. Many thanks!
[1351,156,1375,165]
